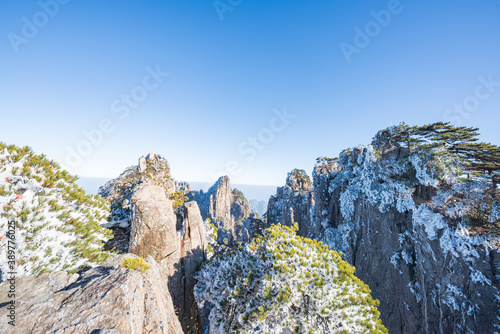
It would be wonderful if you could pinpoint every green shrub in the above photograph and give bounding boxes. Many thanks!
[169,190,189,210]
[121,256,151,273]
[195,223,387,333]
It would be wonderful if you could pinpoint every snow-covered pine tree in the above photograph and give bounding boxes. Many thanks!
[194,223,388,334]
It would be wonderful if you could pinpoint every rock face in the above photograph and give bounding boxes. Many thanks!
[189,176,253,245]
[100,153,209,333]
[130,185,178,263]
[0,255,183,334]
[310,159,342,239]
[334,201,500,334]
[177,202,208,333]
[268,146,500,333]
[99,153,183,253]
[267,169,314,237]
[129,186,207,334]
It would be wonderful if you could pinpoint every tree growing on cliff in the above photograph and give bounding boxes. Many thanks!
[373,122,500,189]
[232,188,246,202]
[194,223,387,334]
[372,123,500,231]
[248,217,267,238]
[169,190,189,210]
[372,122,422,152]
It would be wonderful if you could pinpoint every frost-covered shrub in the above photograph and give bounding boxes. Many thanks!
[490,202,500,223]
[195,223,387,334]
[203,218,218,259]
[409,147,462,187]
[333,146,416,222]
[332,141,468,224]
[0,143,113,279]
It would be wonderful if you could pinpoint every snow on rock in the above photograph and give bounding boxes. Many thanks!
[267,169,314,238]
[330,145,416,223]
[302,139,500,333]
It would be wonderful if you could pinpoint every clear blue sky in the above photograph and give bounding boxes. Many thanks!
[1,0,499,187]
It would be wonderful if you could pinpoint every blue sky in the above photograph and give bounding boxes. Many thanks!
[1,0,499,187]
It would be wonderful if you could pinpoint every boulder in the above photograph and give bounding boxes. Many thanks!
[129,185,178,266]
[0,255,183,334]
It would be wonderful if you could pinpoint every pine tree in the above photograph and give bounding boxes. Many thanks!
[374,122,500,191]
[414,123,500,191]
[249,217,267,237]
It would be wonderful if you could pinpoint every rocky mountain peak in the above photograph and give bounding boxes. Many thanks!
[267,169,314,237]
[209,175,230,191]
[188,175,254,246]
[285,168,313,192]
[138,152,175,193]
[99,152,212,333]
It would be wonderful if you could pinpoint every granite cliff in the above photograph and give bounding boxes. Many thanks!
[267,140,500,333]
[99,153,209,333]
[187,176,255,245]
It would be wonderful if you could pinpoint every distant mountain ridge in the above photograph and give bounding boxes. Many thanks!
[78,177,277,204]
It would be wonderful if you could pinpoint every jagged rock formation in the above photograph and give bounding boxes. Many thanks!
[138,152,176,193]
[310,158,342,239]
[175,180,192,193]
[99,153,197,253]
[101,153,208,333]
[188,176,254,245]
[0,254,183,333]
[267,169,314,237]
[177,202,209,333]
[268,144,500,333]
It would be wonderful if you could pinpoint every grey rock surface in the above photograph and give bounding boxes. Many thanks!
[130,184,178,265]
[267,148,500,333]
[101,153,209,333]
[129,184,208,333]
[189,176,253,245]
[0,255,183,334]
[177,201,207,333]
[267,169,314,237]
